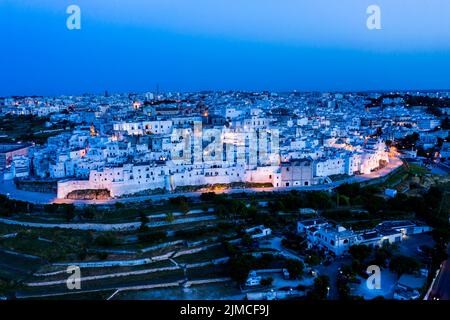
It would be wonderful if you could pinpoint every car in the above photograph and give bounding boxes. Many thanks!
[279,286,294,291]
[309,269,319,277]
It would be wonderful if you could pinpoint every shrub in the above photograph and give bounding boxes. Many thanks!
[94,233,118,247]
[286,259,304,279]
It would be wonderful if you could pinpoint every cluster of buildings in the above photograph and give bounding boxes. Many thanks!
[297,218,432,256]
[0,143,32,180]
[0,97,69,117]
[0,91,448,199]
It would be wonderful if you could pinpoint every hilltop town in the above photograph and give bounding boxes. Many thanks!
[1,91,449,201]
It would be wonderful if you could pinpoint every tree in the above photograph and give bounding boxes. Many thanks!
[139,212,150,230]
[442,117,450,130]
[138,231,166,243]
[308,275,330,300]
[365,195,387,214]
[179,201,190,215]
[376,127,383,136]
[63,204,76,221]
[94,233,118,247]
[200,192,217,202]
[78,248,87,261]
[259,254,274,267]
[337,194,350,207]
[261,277,273,286]
[139,222,149,233]
[389,255,420,276]
[245,206,258,219]
[241,233,254,248]
[223,241,238,257]
[231,200,249,218]
[165,212,175,223]
[349,245,372,262]
[282,233,307,252]
[372,245,394,266]
[169,196,189,206]
[0,279,15,296]
[44,203,59,213]
[82,206,95,220]
[337,276,351,300]
[215,204,228,217]
[286,259,304,279]
[305,252,322,266]
[229,255,257,284]
[114,202,124,209]
[97,251,109,260]
[397,132,420,150]
[336,183,362,199]
[306,192,333,210]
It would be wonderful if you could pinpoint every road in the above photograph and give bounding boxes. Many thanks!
[0,157,403,205]
[315,257,353,300]
[427,259,450,300]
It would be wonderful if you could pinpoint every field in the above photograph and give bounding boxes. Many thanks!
[0,114,69,144]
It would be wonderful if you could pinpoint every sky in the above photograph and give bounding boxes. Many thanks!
[1,0,450,96]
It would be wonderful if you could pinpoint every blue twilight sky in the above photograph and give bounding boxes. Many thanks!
[1,0,450,96]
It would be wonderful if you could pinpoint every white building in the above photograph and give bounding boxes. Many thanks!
[298,218,431,256]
